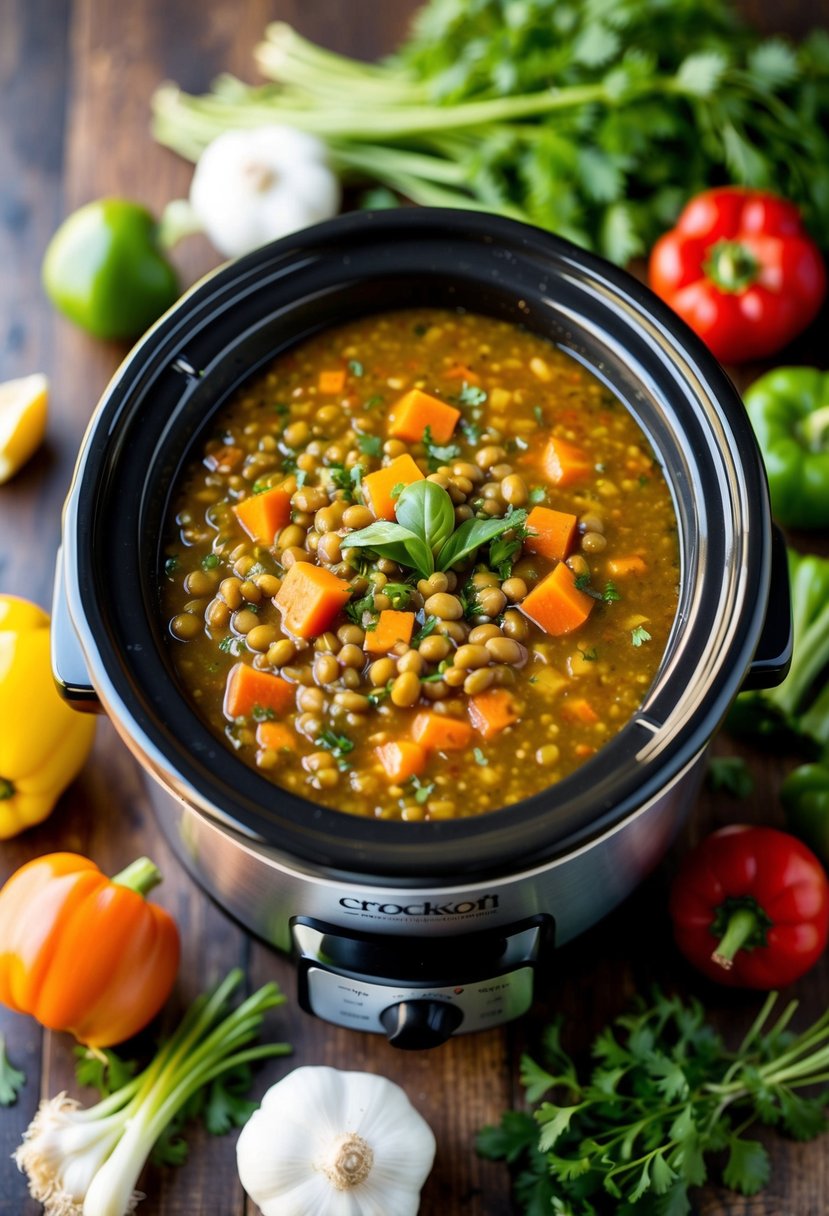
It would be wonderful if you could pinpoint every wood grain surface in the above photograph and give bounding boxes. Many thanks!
[0,2,827,1213]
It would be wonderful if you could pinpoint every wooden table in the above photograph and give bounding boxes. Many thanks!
[1,1,828,1212]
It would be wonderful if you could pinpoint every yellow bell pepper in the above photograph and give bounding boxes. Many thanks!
[0,595,96,837]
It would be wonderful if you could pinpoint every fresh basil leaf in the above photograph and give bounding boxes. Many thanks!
[395,480,455,555]
[437,508,528,572]
[342,520,433,579]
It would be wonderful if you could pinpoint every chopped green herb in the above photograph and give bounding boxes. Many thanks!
[246,602,260,615]
[164,556,180,577]
[218,635,242,655]
[329,463,356,501]
[201,553,219,570]
[631,625,652,647]
[251,705,276,722]
[578,646,598,662]
[708,755,754,799]
[251,480,271,495]
[348,359,364,377]
[458,382,487,407]
[473,747,488,766]
[358,433,383,457]
[638,473,651,487]
[423,424,462,471]
[574,573,621,604]
[273,403,289,416]
[74,1045,138,1099]
[602,581,621,603]
[459,584,483,620]
[346,591,380,629]
[460,418,482,444]
[364,395,385,410]
[528,486,547,505]
[533,405,545,425]
[489,510,531,580]
[408,775,435,804]
[368,681,393,706]
[295,469,308,488]
[316,730,355,758]
[390,482,406,500]
[383,583,413,610]
[413,323,428,337]
[412,615,439,646]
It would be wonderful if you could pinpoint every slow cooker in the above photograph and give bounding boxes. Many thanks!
[52,210,791,1050]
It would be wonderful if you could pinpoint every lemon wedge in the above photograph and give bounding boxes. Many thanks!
[0,373,48,484]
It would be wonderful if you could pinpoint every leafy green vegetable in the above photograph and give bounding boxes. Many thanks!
[342,519,435,578]
[631,625,652,647]
[346,589,380,629]
[153,6,829,265]
[728,548,829,755]
[478,989,829,1213]
[0,1034,25,1106]
[708,755,754,798]
[315,730,355,758]
[489,510,532,579]
[412,615,439,646]
[458,382,487,407]
[438,507,528,573]
[383,582,413,610]
[395,480,456,555]
[348,359,364,377]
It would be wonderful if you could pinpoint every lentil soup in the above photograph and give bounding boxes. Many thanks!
[161,309,679,821]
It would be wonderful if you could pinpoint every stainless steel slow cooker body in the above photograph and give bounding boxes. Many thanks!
[54,210,790,1047]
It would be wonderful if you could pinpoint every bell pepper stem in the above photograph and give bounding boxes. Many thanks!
[712,907,760,970]
[110,856,163,898]
[704,239,759,293]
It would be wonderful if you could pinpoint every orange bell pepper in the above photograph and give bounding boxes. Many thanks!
[0,852,180,1047]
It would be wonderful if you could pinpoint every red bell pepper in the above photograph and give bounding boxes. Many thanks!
[648,187,826,364]
[669,825,829,989]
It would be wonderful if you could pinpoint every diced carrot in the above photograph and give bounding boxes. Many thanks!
[233,487,292,545]
[607,555,648,578]
[542,436,593,487]
[388,388,461,445]
[411,711,472,751]
[521,562,594,636]
[223,664,295,720]
[204,444,243,473]
[375,740,427,783]
[318,369,346,394]
[467,689,519,739]
[275,561,352,639]
[255,721,295,751]
[364,610,415,655]
[524,506,578,562]
[443,364,480,383]
[362,453,425,521]
[575,743,597,758]
[561,697,599,725]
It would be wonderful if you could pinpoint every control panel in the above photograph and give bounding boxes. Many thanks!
[292,915,552,1049]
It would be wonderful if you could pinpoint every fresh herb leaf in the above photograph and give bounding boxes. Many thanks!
[252,479,271,495]
[343,520,434,580]
[603,581,620,603]
[408,776,435,804]
[423,424,462,471]
[459,584,482,619]
[390,481,405,500]
[315,730,355,758]
[383,582,413,610]
[218,634,242,655]
[396,479,456,555]
[533,406,545,425]
[348,359,364,377]
[412,616,439,646]
[458,382,487,407]
[473,747,488,766]
[295,469,308,488]
[0,1034,25,1106]
[631,625,652,647]
[358,433,382,457]
[708,756,754,799]
[364,395,385,410]
[460,417,482,444]
[528,486,547,505]
[578,645,598,662]
[74,1046,138,1098]
[328,463,354,499]
[438,507,528,573]
[346,590,379,629]
[251,704,276,722]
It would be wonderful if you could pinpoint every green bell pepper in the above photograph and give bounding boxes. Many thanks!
[745,367,829,529]
[781,763,829,866]
[42,199,179,341]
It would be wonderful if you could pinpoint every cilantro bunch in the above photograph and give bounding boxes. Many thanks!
[153,0,829,263]
[478,989,829,1214]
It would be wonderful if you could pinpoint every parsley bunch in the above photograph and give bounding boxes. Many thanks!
[478,989,829,1214]
[154,1,829,263]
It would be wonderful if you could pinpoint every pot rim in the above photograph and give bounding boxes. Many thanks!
[60,208,771,881]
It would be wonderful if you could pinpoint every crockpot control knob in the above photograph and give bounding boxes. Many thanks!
[379,999,464,1050]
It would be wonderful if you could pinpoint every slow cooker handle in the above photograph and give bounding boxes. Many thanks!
[51,547,102,712]
[742,525,792,692]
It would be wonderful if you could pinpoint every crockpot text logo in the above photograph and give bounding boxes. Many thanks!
[339,894,499,917]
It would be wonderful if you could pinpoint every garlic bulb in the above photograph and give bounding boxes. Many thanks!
[236,1066,436,1216]
[189,125,341,258]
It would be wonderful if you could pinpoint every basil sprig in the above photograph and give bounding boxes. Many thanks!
[343,480,528,580]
